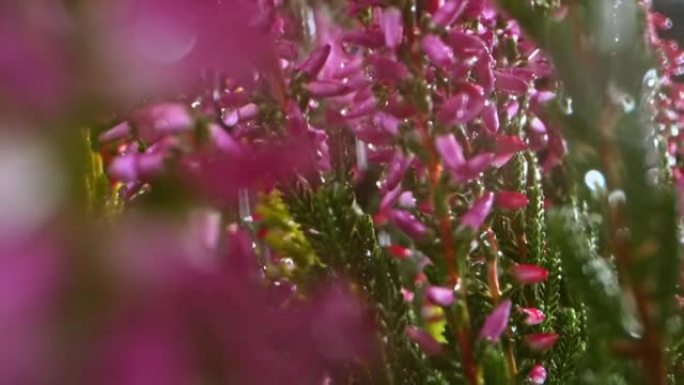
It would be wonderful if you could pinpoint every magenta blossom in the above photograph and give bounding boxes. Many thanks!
[460,192,495,231]
[525,333,559,352]
[426,286,455,307]
[510,264,549,285]
[520,307,546,326]
[528,364,548,384]
[478,299,512,342]
[495,191,530,210]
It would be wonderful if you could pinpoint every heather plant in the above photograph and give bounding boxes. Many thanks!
[1,0,683,384]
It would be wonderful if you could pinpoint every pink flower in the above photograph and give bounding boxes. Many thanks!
[478,299,512,342]
[379,8,404,49]
[528,364,548,384]
[520,308,546,326]
[525,333,559,352]
[495,70,529,95]
[448,31,487,59]
[496,191,529,210]
[435,134,495,183]
[222,103,259,127]
[305,81,352,97]
[130,103,194,143]
[426,286,455,307]
[510,264,549,285]
[435,134,465,170]
[297,44,331,79]
[387,210,428,240]
[432,0,469,27]
[460,192,495,231]
[437,82,486,126]
[405,326,443,356]
[108,152,166,183]
[422,35,454,68]
[481,102,499,133]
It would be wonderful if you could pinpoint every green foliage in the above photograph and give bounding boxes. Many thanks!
[286,179,449,385]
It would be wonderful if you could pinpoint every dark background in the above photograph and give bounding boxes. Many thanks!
[654,0,684,43]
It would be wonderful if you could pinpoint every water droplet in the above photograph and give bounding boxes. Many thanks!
[608,190,626,206]
[643,69,659,89]
[356,139,368,171]
[584,170,606,191]
[378,231,391,247]
[608,83,635,112]
[560,96,573,115]
[238,188,252,222]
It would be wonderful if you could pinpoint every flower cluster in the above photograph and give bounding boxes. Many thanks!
[1,0,683,384]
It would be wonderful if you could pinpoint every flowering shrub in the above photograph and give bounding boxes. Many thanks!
[1,0,683,384]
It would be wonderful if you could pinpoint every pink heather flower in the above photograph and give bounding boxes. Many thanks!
[479,299,512,342]
[521,308,546,326]
[405,326,443,356]
[373,112,402,135]
[510,264,549,285]
[387,209,428,240]
[421,35,454,68]
[525,333,559,352]
[426,286,455,307]
[384,152,413,191]
[528,364,548,384]
[401,288,415,303]
[448,31,487,59]
[305,81,352,97]
[496,191,530,210]
[222,103,259,127]
[529,116,548,134]
[432,0,468,27]
[130,103,194,143]
[460,192,495,231]
[108,152,166,183]
[100,122,133,143]
[493,135,526,167]
[379,185,403,211]
[207,124,243,155]
[481,102,499,133]
[379,8,404,49]
[437,82,486,126]
[398,191,417,208]
[435,134,493,183]
[504,99,520,120]
[297,44,331,79]
[435,134,466,170]
[368,55,410,83]
[495,71,529,95]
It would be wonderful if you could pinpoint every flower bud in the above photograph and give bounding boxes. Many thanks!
[426,286,455,307]
[380,8,403,49]
[525,333,559,352]
[528,364,547,384]
[460,192,494,231]
[496,191,529,210]
[297,44,331,79]
[421,35,454,68]
[510,264,549,285]
[387,210,428,240]
[520,307,546,326]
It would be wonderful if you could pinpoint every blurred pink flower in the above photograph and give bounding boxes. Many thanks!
[479,299,512,342]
